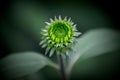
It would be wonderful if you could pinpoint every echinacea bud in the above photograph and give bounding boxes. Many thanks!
[40,16,81,57]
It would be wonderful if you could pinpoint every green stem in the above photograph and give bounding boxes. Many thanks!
[58,54,67,80]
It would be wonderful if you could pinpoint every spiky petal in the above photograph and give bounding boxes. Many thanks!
[40,16,81,57]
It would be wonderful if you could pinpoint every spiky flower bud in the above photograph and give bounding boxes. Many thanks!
[40,16,81,57]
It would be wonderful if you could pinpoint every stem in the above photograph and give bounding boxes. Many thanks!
[58,54,67,80]
[66,54,80,76]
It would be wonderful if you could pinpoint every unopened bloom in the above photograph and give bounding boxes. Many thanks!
[40,16,81,57]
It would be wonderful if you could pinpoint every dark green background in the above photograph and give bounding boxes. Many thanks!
[0,0,120,80]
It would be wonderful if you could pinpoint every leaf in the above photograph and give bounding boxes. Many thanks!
[0,52,58,80]
[67,29,120,75]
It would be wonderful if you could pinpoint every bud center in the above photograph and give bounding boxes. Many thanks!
[52,22,68,37]
[49,22,73,43]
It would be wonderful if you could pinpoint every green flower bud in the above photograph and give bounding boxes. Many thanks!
[40,16,81,57]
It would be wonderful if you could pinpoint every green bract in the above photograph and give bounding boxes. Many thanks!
[40,16,81,57]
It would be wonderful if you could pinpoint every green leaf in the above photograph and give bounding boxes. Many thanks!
[67,29,120,75]
[0,52,58,80]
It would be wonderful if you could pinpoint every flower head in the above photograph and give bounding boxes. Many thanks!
[40,16,81,57]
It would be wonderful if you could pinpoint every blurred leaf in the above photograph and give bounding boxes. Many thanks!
[70,51,120,80]
[1,2,48,52]
[67,28,120,75]
[8,2,48,40]
[0,52,58,80]
[1,26,37,52]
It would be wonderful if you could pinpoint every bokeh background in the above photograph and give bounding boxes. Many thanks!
[0,0,120,80]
